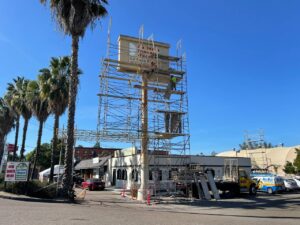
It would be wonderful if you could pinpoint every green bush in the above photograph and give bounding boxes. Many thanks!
[0,174,4,184]
[2,181,57,199]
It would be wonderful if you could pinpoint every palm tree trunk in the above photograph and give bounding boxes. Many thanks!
[20,118,29,160]
[30,120,43,180]
[13,115,20,161]
[62,35,79,198]
[49,113,59,183]
[0,134,5,167]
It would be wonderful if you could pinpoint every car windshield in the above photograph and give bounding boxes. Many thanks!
[286,179,295,182]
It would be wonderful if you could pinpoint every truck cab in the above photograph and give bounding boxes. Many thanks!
[238,169,257,195]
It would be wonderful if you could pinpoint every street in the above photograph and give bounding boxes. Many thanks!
[0,191,299,225]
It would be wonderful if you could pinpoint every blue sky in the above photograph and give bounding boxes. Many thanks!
[1,0,300,155]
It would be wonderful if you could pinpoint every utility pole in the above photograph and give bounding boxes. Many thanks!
[138,73,149,201]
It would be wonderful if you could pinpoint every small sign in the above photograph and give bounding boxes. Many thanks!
[5,162,29,182]
[7,144,16,153]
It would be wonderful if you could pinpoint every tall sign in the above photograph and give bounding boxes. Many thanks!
[118,35,171,84]
[5,162,29,182]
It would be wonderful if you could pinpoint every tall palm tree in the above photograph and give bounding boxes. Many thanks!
[6,78,32,160]
[27,73,51,180]
[5,77,27,160]
[0,97,15,164]
[40,0,108,197]
[41,56,70,182]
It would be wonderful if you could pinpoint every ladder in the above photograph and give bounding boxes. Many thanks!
[193,173,211,200]
[206,170,220,200]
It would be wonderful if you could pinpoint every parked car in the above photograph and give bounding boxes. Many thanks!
[292,178,300,189]
[283,179,298,191]
[82,179,105,191]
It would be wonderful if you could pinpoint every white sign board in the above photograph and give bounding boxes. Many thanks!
[5,162,29,182]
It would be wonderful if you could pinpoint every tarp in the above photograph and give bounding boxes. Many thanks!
[39,165,64,177]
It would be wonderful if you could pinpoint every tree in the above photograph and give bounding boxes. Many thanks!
[283,161,296,174]
[26,74,51,180]
[26,143,52,171]
[40,0,108,198]
[293,148,300,173]
[0,97,15,163]
[94,141,100,148]
[239,141,274,150]
[40,57,70,182]
[6,77,32,160]
[26,139,66,172]
[211,151,217,156]
[5,77,25,160]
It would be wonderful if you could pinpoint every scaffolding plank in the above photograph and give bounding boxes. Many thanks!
[154,132,187,139]
[99,75,140,82]
[97,94,170,104]
[133,85,186,95]
[103,58,185,76]
[158,54,181,62]
[156,110,186,114]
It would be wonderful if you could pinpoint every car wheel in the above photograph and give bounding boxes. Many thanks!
[249,184,257,196]
[267,187,273,194]
[88,186,92,191]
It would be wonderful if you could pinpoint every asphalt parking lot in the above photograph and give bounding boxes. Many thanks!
[0,190,299,225]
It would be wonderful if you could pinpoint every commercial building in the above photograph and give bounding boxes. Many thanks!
[79,147,252,193]
[74,147,119,161]
[75,156,110,181]
[217,145,299,176]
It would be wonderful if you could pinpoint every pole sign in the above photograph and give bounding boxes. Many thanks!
[5,162,29,182]
[7,144,16,153]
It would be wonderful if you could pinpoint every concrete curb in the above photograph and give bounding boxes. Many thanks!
[0,192,71,204]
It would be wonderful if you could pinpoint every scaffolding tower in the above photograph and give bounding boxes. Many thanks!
[98,27,190,198]
[244,130,270,171]
[98,30,190,153]
[59,26,191,199]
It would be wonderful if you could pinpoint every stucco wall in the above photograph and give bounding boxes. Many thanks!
[217,145,299,176]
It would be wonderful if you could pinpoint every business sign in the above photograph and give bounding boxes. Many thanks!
[118,35,170,73]
[7,144,17,153]
[5,162,29,182]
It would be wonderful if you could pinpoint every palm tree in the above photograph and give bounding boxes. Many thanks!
[40,0,108,197]
[5,77,27,160]
[41,56,70,182]
[0,97,15,164]
[27,73,51,180]
[6,78,32,160]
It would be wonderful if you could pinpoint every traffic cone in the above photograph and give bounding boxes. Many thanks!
[147,190,151,205]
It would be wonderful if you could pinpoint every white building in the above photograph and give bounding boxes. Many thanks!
[39,165,64,182]
[104,147,252,191]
